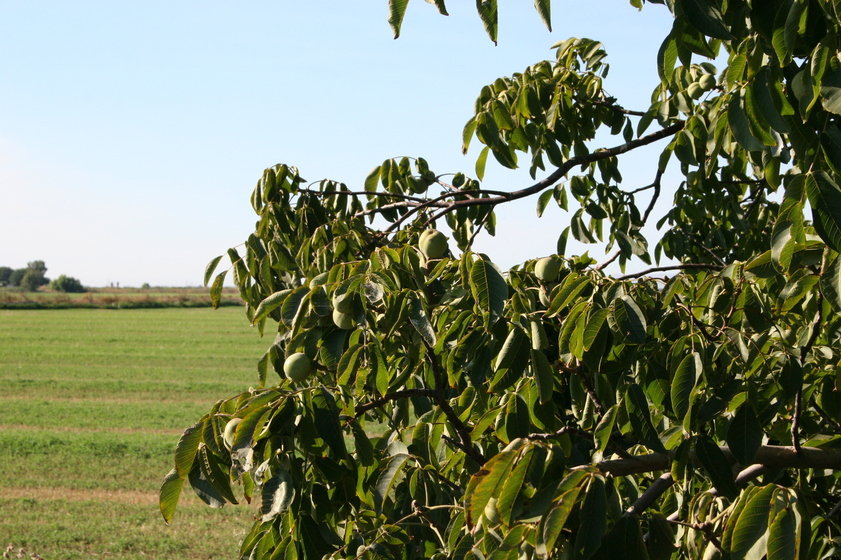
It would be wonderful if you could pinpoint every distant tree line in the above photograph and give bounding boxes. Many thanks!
[0,261,85,292]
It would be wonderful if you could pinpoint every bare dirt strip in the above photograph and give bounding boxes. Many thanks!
[0,423,182,436]
[0,395,213,406]
[0,486,157,505]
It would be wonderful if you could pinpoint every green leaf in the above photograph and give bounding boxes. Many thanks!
[280,285,309,326]
[497,446,534,525]
[540,486,583,556]
[626,384,667,453]
[806,171,841,252]
[311,389,347,458]
[159,468,185,524]
[546,274,591,316]
[726,405,763,465]
[531,349,554,404]
[252,289,291,325]
[679,0,731,39]
[694,436,737,500]
[601,516,650,559]
[465,449,517,530]
[188,448,226,508]
[173,421,203,478]
[261,468,294,522]
[766,508,796,560]
[820,254,841,312]
[469,256,508,326]
[209,270,227,309]
[388,0,409,39]
[533,0,551,31]
[582,306,609,351]
[537,188,554,217]
[476,146,490,181]
[670,351,700,421]
[592,405,618,462]
[407,293,436,346]
[574,476,607,559]
[374,453,409,512]
[425,0,449,16]
[204,255,223,287]
[491,326,530,392]
[475,0,499,44]
[611,295,647,344]
[729,485,775,559]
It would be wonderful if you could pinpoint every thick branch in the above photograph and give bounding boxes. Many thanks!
[626,472,674,516]
[589,445,841,476]
[423,342,486,465]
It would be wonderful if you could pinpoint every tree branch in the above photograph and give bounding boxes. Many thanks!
[354,388,438,417]
[588,445,841,477]
[625,472,674,516]
[616,263,721,280]
[640,168,663,226]
[365,122,684,233]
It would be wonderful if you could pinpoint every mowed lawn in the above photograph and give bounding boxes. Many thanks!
[0,307,272,559]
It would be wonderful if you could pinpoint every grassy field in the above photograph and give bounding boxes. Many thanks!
[0,307,272,559]
[0,287,243,309]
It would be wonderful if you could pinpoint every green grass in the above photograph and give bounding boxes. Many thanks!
[0,307,271,559]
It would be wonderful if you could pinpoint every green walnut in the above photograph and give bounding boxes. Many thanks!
[535,256,561,283]
[283,352,312,382]
[223,417,242,450]
[419,229,448,259]
[699,73,716,90]
[332,308,355,330]
[332,291,354,313]
[687,82,704,99]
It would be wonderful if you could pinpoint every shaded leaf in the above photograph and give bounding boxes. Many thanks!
[726,405,763,465]
[766,508,796,560]
[695,436,737,500]
[159,468,184,524]
[807,171,841,252]
[469,256,508,326]
[574,476,607,559]
[670,352,700,421]
[375,453,410,512]
[261,468,294,522]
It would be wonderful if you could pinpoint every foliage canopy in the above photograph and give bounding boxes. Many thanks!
[163,1,841,558]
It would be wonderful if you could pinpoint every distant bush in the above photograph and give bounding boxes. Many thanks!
[50,275,86,293]
[8,268,26,287]
[0,266,11,286]
[141,282,151,289]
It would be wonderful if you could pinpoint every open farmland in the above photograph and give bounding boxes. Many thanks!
[0,307,271,559]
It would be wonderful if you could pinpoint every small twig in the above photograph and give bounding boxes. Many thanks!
[526,426,592,441]
[664,518,724,551]
[793,269,825,453]
[594,251,620,271]
[674,294,718,343]
[354,388,438,417]
[616,263,721,280]
[423,341,485,465]
[640,168,663,226]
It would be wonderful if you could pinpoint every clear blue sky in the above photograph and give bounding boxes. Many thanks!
[0,2,677,287]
